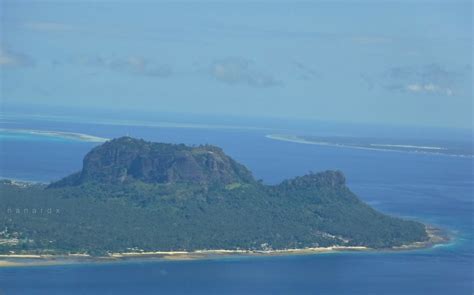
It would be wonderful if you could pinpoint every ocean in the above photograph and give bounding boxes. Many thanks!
[0,116,472,294]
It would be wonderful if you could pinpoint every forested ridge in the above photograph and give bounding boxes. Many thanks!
[0,137,428,256]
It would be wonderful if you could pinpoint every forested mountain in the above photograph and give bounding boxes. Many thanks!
[0,137,428,255]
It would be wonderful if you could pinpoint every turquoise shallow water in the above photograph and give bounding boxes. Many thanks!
[0,132,70,142]
[0,119,472,294]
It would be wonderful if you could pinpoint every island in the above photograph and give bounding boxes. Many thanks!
[0,137,446,265]
[0,128,108,143]
[266,134,473,158]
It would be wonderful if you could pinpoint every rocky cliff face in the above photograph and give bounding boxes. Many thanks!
[50,137,255,187]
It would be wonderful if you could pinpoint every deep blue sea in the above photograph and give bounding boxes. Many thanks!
[0,116,472,294]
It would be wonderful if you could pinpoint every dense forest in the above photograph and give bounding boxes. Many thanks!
[0,137,428,256]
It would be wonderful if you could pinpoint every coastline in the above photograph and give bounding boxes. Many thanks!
[0,128,108,143]
[0,226,450,268]
[266,134,473,158]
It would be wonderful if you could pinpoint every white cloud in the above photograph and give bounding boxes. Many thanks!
[0,47,34,67]
[293,61,320,80]
[81,55,172,77]
[379,64,468,97]
[405,83,453,96]
[406,84,422,92]
[210,57,281,88]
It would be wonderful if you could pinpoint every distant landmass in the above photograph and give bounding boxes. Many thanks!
[0,137,437,257]
[267,134,473,158]
[0,128,108,143]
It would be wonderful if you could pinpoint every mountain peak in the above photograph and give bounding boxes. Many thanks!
[50,137,254,187]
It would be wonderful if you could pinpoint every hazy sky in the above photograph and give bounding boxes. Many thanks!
[0,0,472,128]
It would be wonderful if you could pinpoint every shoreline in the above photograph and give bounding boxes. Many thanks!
[0,226,450,268]
[0,128,108,143]
[266,134,473,159]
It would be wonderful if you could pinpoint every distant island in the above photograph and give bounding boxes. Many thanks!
[267,134,473,158]
[0,137,446,263]
[0,128,108,143]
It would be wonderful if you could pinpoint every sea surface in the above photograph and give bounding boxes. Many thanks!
[0,116,472,295]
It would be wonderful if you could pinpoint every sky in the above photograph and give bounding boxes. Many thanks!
[0,0,472,129]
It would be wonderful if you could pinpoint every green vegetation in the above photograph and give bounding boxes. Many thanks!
[0,137,428,255]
